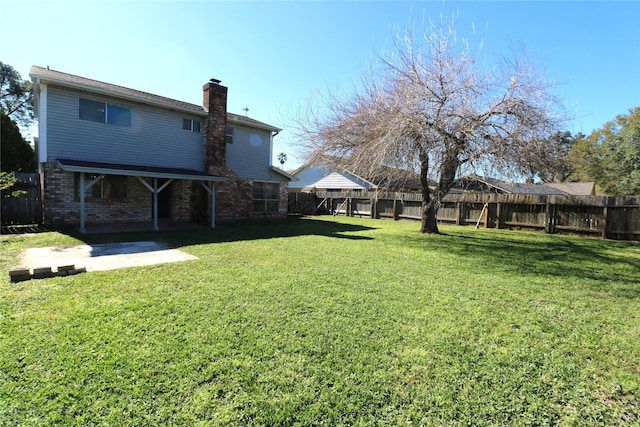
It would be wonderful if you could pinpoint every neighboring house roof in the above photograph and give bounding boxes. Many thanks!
[308,171,375,191]
[456,175,596,196]
[29,66,281,132]
[371,166,422,190]
[545,182,596,196]
[477,176,565,195]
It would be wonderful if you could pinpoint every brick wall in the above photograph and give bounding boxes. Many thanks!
[203,79,228,168]
[278,181,289,216]
[42,162,75,224]
[172,179,194,221]
[190,169,289,223]
[205,166,252,221]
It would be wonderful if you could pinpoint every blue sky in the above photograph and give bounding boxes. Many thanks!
[1,1,638,169]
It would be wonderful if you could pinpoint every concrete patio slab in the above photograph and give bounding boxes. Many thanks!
[18,241,198,273]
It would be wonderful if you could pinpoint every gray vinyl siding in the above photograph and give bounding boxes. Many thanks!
[225,124,274,180]
[45,85,205,170]
[266,168,286,181]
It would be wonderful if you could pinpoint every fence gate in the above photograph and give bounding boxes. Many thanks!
[1,173,43,226]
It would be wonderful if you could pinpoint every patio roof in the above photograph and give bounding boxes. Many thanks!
[56,158,226,182]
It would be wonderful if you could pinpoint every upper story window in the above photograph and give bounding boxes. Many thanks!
[182,119,201,133]
[226,126,234,144]
[79,98,131,127]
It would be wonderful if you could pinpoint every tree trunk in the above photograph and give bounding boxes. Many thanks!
[419,152,439,233]
[420,198,440,233]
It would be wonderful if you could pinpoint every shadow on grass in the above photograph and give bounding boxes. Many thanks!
[60,216,376,248]
[397,228,640,299]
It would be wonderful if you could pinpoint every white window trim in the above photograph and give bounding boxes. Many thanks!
[38,83,48,168]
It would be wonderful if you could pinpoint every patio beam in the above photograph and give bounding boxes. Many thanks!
[200,182,216,228]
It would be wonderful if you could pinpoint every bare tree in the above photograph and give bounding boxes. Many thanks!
[296,19,563,233]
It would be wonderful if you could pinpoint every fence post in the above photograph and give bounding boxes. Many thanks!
[455,202,461,225]
[483,202,489,228]
[496,202,501,229]
[545,202,552,233]
[601,198,609,239]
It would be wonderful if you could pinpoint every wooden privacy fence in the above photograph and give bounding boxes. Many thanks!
[1,173,43,226]
[288,192,320,215]
[294,191,640,240]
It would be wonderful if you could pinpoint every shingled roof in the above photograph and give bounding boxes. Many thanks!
[455,175,596,196]
[30,66,204,114]
[29,66,281,132]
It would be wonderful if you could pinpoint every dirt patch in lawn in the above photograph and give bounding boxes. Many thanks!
[18,241,198,273]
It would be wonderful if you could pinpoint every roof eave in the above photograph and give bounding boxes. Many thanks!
[227,115,281,133]
[31,71,207,117]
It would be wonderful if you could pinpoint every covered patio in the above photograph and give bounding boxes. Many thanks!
[56,158,226,233]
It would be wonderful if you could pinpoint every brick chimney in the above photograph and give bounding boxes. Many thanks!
[203,78,228,169]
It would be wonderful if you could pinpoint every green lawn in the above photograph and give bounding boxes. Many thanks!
[1,216,639,426]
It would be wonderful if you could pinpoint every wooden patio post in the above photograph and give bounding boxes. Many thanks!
[152,177,159,231]
[79,172,86,233]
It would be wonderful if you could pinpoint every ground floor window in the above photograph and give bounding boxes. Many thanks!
[253,182,279,213]
[75,174,128,200]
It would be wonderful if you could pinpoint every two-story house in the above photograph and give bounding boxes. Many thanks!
[29,66,293,232]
